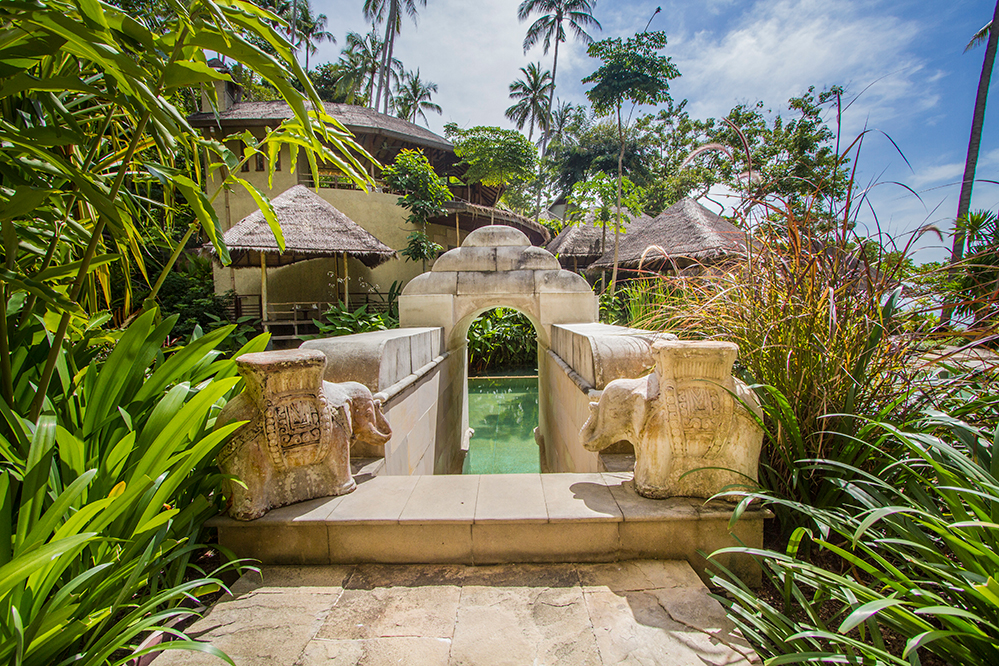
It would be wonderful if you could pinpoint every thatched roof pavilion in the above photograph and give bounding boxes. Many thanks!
[217,185,396,269]
[211,185,396,326]
[589,198,747,272]
[546,208,653,271]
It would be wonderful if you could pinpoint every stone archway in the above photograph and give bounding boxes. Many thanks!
[399,225,598,472]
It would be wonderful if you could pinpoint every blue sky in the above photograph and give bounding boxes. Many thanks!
[310,0,999,263]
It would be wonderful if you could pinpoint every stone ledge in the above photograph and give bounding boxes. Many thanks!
[213,472,768,585]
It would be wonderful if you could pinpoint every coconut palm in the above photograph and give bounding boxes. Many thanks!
[943,2,998,324]
[364,0,427,114]
[393,69,442,125]
[517,0,601,145]
[343,28,387,105]
[296,5,335,70]
[505,62,554,143]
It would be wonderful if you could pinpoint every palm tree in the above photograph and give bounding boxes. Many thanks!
[943,2,998,324]
[364,0,427,115]
[343,28,385,105]
[505,62,553,143]
[296,5,335,70]
[517,0,600,145]
[392,69,441,125]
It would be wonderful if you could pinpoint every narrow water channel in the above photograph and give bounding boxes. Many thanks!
[463,375,541,474]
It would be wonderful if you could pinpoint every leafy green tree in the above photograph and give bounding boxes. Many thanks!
[381,149,453,269]
[517,0,601,147]
[568,172,646,258]
[393,69,442,125]
[444,124,537,196]
[505,62,554,143]
[583,30,680,293]
[343,28,388,104]
[310,62,354,103]
[551,118,652,196]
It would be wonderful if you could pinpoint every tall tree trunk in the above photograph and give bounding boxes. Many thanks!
[375,2,396,111]
[533,37,559,226]
[610,103,625,296]
[382,24,398,114]
[942,1,999,324]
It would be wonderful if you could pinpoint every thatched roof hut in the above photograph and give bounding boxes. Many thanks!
[546,208,654,270]
[217,185,397,268]
[589,198,746,272]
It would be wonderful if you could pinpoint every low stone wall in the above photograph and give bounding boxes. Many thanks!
[301,328,465,475]
[540,323,675,473]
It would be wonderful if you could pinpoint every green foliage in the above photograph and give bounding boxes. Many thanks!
[444,124,537,188]
[582,31,679,117]
[955,210,999,329]
[392,69,442,126]
[401,231,444,264]
[468,308,537,374]
[711,403,999,666]
[551,119,652,195]
[0,308,268,664]
[146,256,233,341]
[569,172,645,233]
[381,149,454,226]
[505,62,554,143]
[311,303,396,337]
[0,0,374,421]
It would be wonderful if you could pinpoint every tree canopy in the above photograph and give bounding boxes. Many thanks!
[444,124,537,189]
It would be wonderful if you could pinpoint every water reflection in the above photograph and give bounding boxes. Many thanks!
[463,376,541,474]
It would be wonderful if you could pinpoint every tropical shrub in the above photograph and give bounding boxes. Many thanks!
[710,402,999,666]
[467,308,537,374]
[311,303,397,337]
[0,309,268,664]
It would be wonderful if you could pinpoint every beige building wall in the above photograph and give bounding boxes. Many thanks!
[209,142,466,304]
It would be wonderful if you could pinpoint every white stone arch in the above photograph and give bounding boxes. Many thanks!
[399,225,597,349]
[399,225,598,472]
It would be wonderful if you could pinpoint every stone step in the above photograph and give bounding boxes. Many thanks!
[153,561,760,666]
[210,472,765,585]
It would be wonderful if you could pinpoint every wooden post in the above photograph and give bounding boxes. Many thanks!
[455,212,460,247]
[342,252,349,309]
[260,253,269,332]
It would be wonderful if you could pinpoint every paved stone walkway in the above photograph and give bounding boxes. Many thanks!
[155,560,758,665]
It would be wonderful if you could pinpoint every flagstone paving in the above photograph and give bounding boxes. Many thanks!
[155,560,758,666]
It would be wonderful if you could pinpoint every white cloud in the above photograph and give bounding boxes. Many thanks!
[669,0,928,136]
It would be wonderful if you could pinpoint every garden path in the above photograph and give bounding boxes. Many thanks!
[154,560,758,665]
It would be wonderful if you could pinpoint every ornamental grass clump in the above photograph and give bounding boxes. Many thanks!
[630,199,924,520]
[709,402,999,666]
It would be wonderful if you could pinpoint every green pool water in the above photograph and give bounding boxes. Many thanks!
[463,375,541,474]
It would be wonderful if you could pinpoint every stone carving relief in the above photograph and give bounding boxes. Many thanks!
[217,349,391,520]
[580,340,763,500]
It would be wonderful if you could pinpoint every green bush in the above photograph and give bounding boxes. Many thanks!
[0,309,267,664]
[468,308,537,374]
[311,303,397,337]
[710,400,999,666]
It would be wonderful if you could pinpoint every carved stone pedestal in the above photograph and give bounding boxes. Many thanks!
[580,341,763,500]
[217,349,391,520]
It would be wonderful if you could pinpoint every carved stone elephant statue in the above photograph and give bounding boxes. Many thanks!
[216,349,391,520]
[580,340,763,501]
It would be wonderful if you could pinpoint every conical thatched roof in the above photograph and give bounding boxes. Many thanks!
[589,198,746,272]
[546,208,654,269]
[216,185,397,268]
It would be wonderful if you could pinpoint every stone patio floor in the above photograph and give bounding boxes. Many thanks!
[155,560,758,666]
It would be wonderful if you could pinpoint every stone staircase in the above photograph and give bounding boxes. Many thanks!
[210,471,765,586]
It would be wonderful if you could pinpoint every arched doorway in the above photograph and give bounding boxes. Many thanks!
[399,226,598,473]
[464,306,540,474]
